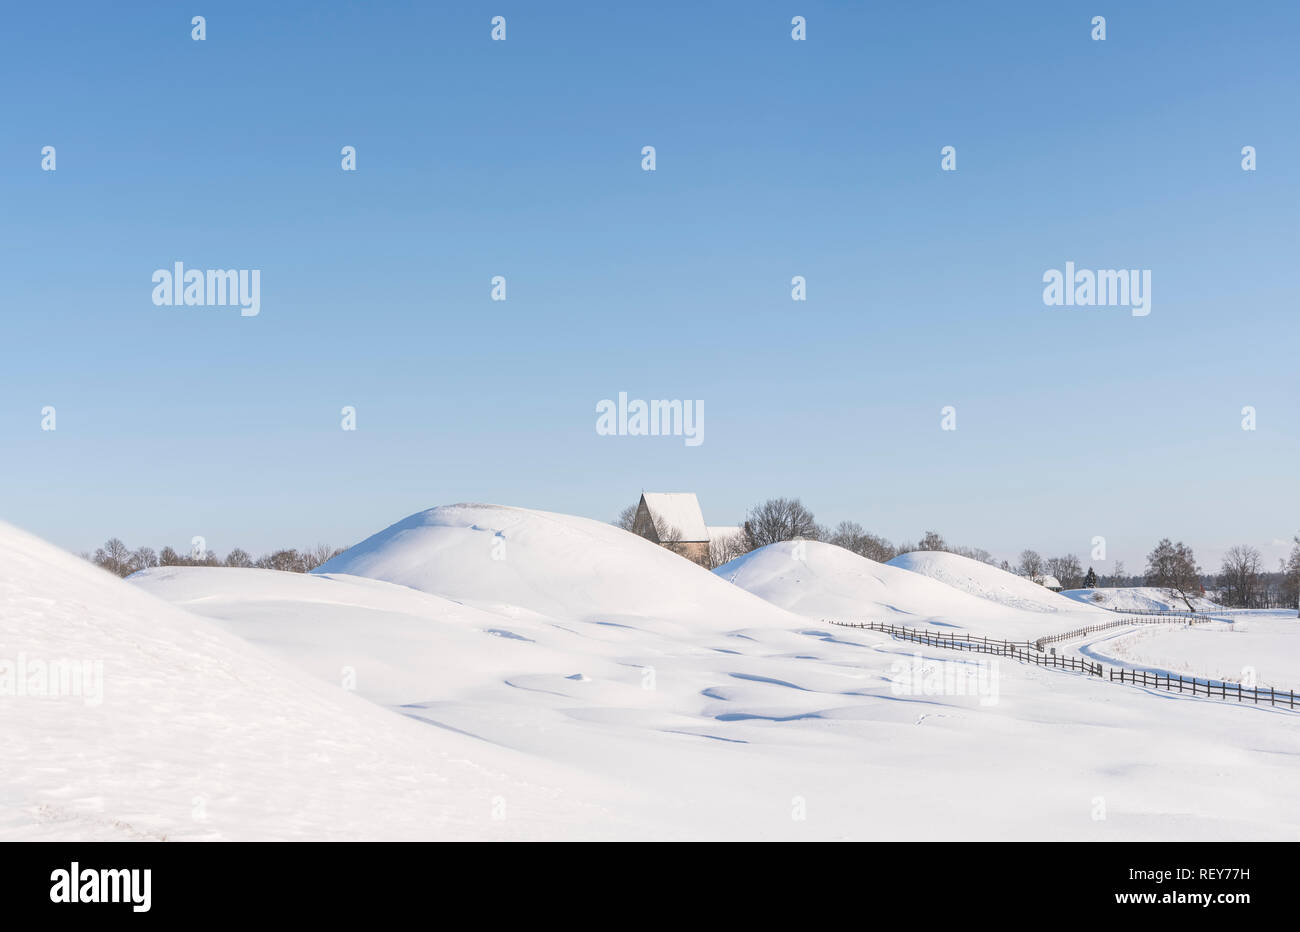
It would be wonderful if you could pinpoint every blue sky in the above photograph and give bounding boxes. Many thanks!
[2,1,1297,572]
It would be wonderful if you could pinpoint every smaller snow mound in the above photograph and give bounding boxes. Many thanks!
[714,540,1099,639]
[716,540,1005,623]
[1061,587,1221,613]
[887,551,1104,614]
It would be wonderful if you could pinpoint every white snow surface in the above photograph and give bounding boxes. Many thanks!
[1062,587,1222,613]
[1074,612,1300,690]
[312,503,791,631]
[9,503,1300,840]
[121,504,1300,840]
[0,520,638,841]
[888,550,1105,614]
[714,540,1098,641]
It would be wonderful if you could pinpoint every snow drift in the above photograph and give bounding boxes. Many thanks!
[715,540,1103,640]
[314,503,795,632]
[887,550,1103,615]
[1062,587,1221,613]
[99,503,1300,840]
[0,521,617,841]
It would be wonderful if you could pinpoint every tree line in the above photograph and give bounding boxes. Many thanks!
[615,497,1300,609]
[83,538,346,578]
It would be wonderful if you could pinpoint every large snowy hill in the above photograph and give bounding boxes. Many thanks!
[6,504,1299,840]
[0,521,638,840]
[128,505,1300,840]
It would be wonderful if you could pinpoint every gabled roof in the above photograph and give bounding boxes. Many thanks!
[640,493,709,542]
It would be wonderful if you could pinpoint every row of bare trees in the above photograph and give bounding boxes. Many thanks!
[615,499,1300,610]
[1216,537,1300,609]
[84,538,345,578]
[615,497,998,571]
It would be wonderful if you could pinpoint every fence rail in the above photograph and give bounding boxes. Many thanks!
[830,620,1103,675]
[1097,607,1223,620]
[1034,614,1212,651]
[827,617,1298,712]
[1109,668,1298,709]
[827,620,1033,654]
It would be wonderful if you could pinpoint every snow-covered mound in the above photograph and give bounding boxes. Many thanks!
[1062,587,1221,613]
[887,550,1103,614]
[714,540,1088,639]
[130,565,595,709]
[0,521,618,841]
[122,507,1300,840]
[314,503,795,632]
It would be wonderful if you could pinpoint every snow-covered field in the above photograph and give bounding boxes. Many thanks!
[0,521,635,841]
[1074,612,1300,689]
[1062,587,1222,613]
[6,504,1300,841]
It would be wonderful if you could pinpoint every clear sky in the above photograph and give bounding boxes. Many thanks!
[2,1,1297,573]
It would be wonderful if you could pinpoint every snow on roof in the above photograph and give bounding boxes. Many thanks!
[640,493,709,541]
[707,526,743,546]
[1040,575,1062,589]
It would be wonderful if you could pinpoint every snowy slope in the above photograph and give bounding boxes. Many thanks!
[888,550,1104,614]
[1074,611,1300,689]
[1062,587,1221,613]
[124,504,1300,841]
[714,540,1094,640]
[0,521,633,841]
[314,503,795,632]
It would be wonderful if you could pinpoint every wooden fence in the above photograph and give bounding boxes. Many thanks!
[828,620,1033,654]
[1034,614,1212,651]
[1109,668,1299,709]
[1098,607,1215,620]
[830,620,1102,675]
[827,617,1297,712]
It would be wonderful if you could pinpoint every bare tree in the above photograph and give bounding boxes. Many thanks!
[225,547,253,568]
[1282,536,1300,614]
[1145,538,1201,611]
[1047,554,1084,590]
[917,530,946,552]
[130,547,159,574]
[707,530,749,569]
[1219,544,1263,608]
[743,498,818,550]
[302,543,343,571]
[953,546,996,565]
[92,538,133,577]
[827,521,896,562]
[259,549,306,573]
[1017,549,1044,584]
[613,504,638,532]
